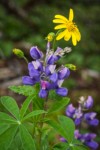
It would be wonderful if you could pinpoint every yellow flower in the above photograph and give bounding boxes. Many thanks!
[53,9,81,46]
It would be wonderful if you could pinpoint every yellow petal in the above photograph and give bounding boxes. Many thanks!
[69,9,74,21]
[75,29,81,41]
[54,24,66,30]
[72,33,77,46]
[53,19,66,24]
[56,29,67,40]
[64,31,71,41]
[55,15,68,22]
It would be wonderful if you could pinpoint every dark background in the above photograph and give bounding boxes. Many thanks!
[0,0,100,149]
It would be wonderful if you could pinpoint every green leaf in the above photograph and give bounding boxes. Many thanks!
[53,142,69,150]
[0,124,10,135]
[72,145,88,150]
[22,110,46,121]
[20,95,33,119]
[0,112,17,124]
[58,116,75,143]
[19,125,36,150]
[48,97,70,114]
[9,85,36,96]
[0,125,18,150]
[0,96,20,120]
[46,120,68,140]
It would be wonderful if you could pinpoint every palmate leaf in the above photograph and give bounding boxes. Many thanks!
[22,110,46,121]
[58,116,75,143]
[19,125,36,150]
[0,96,20,120]
[0,112,17,124]
[9,85,36,96]
[0,125,18,150]
[48,97,70,114]
[0,124,10,135]
[53,142,69,150]
[20,95,33,119]
[46,120,68,140]
[46,115,75,143]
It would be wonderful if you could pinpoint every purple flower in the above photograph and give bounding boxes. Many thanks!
[46,47,63,64]
[58,67,70,80]
[39,80,50,98]
[56,87,68,96]
[84,112,99,126]
[84,96,93,109]
[66,104,76,118]
[30,46,43,59]
[82,133,99,150]
[22,76,36,85]
[74,130,82,140]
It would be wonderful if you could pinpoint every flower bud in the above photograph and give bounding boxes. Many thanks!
[46,32,55,42]
[65,64,77,71]
[13,48,24,58]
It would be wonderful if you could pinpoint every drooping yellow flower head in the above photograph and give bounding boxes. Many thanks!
[53,9,81,46]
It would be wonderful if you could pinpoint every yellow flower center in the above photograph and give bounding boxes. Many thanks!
[66,21,76,32]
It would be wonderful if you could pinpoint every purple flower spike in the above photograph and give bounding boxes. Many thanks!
[22,76,35,85]
[30,46,43,59]
[58,67,70,80]
[84,96,93,109]
[56,87,68,96]
[66,104,76,117]
[84,112,99,126]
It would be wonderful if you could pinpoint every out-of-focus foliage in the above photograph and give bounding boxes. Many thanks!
[0,0,100,71]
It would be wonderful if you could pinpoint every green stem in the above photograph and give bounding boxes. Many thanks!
[23,56,28,64]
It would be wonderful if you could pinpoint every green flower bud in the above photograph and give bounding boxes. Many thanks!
[46,32,55,42]
[65,64,77,71]
[13,48,24,58]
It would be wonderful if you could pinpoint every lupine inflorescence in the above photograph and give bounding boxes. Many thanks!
[22,42,71,98]
[60,96,99,150]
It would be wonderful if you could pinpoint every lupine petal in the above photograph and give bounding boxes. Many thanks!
[46,55,55,64]
[66,104,76,117]
[39,89,47,98]
[58,67,70,79]
[56,87,68,96]
[50,73,58,82]
[89,119,99,126]
[69,9,74,21]
[32,60,43,71]
[28,63,40,77]
[85,141,99,150]
[84,96,93,109]
[22,76,35,85]
[30,46,43,59]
